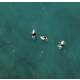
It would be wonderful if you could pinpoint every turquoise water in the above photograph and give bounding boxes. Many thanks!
[0,2,80,78]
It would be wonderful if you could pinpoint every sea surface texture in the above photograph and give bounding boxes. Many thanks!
[0,2,80,79]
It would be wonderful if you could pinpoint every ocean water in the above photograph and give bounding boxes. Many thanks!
[0,2,80,78]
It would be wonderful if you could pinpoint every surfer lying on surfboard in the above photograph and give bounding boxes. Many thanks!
[58,40,65,49]
[31,29,36,40]
[40,35,48,41]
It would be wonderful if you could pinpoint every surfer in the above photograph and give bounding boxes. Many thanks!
[31,29,36,40]
[40,35,48,41]
[58,40,65,49]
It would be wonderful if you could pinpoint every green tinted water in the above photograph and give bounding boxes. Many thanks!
[0,2,80,78]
